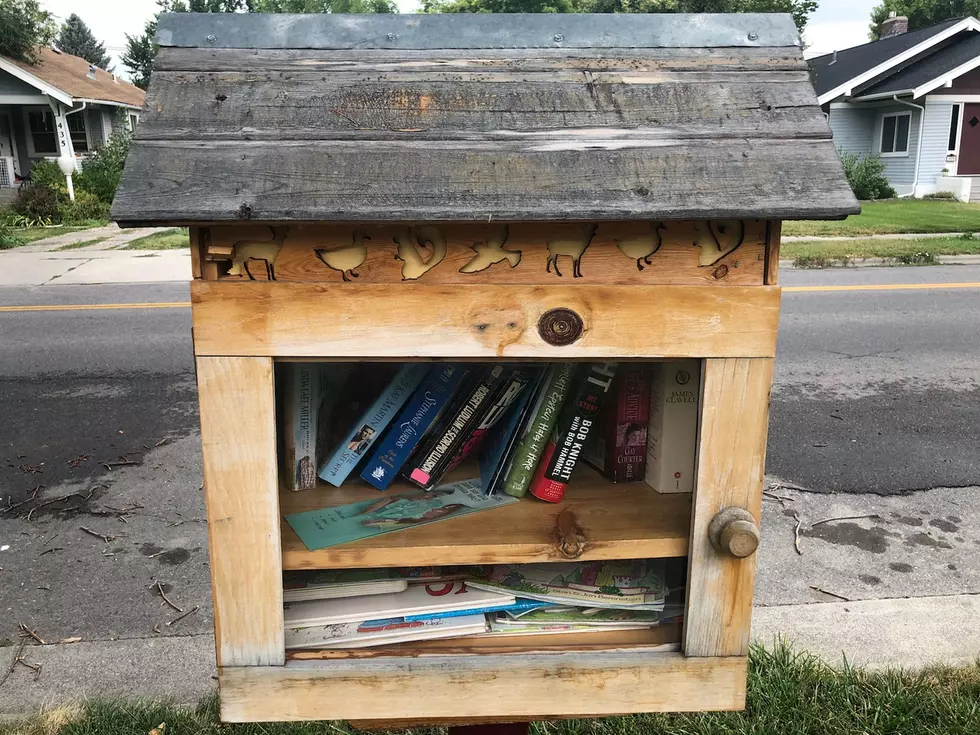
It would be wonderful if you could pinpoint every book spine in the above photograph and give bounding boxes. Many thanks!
[360,364,469,490]
[405,365,506,488]
[645,360,701,493]
[528,363,618,503]
[501,364,575,498]
[318,364,429,487]
[480,369,545,495]
[586,366,650,482]
[283,364,320,491]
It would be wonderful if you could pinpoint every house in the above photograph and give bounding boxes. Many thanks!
[0,46,145,198]
[811,14,980,201]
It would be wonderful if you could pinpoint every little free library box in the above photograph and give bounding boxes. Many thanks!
[112,11,857,726]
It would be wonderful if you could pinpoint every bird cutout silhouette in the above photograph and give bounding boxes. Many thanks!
[694,220,745,267]
[546,223,598,278]
[227,226,288,281]
[393,225,448,280]
[314,229,369,282]
[616,221,666,271]
[459,225,522,274]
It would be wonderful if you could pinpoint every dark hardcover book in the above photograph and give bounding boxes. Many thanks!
[405,365,508,489]
[478,369,546,495]
[528,363,618,503]
[584,365,650,483]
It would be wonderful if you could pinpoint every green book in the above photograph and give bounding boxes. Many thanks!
[501,363,575,498]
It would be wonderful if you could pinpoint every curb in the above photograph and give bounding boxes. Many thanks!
[780,254,980,269]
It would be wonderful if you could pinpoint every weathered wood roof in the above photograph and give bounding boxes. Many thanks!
[111,13,858,226]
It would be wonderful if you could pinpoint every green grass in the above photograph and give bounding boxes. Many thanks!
[4,226,100,245]
[782,236,980,267]
[122,229,189,250]
[2,645,979,735]
[784,199,980,237]
[53,238,107,252]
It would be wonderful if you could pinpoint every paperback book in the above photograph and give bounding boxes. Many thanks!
[284,478,519,551]
[479,370,546,495]
[360,364,470,490]
[584,365,650,483]
[285,613,488,650]
[283,569,407,603]
[645,360,701,494]
[502,606,662,626]
[318,363,429,487]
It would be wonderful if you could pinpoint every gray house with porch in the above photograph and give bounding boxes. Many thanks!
[811,15,980,201]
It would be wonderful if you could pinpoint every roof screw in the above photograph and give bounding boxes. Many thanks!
[747,32,758,41]
[206,34,217,44]
[553,33,563,42]
[386,32,396,41]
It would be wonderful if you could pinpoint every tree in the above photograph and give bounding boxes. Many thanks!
[56,13,112,69]
[0,0,56,64]
[868,0,980,40]
[252,0,397,10]
[121,16,157,90]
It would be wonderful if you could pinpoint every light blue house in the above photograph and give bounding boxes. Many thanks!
[811,15,980,201]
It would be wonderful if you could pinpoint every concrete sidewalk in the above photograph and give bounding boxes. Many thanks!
[0,249,191,286]
[15,225,164,253]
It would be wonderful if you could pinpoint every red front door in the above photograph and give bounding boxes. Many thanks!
[958,103,980,174]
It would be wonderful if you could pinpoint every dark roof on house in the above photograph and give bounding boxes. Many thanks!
[4,47,145,108]
[111,13,858,226]
[809,17,964,97]
[856,30,980,96]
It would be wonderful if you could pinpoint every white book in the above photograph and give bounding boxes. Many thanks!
[283,581,514,628]
[645,360,701,494]
[287,613,488,650]
[283,570,408,603]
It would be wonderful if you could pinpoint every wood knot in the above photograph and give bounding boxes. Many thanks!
[554,508,587,559]
[237,203,253,220]
[214,93,227,102]
[712,264,729,280]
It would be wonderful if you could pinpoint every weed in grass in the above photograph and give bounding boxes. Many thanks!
[896,251,939,265]
[0,637,14,647]
[793,255,832,269]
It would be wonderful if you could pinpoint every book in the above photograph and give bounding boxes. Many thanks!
[314,364,353,474]
[584,366,650,483]
[403,597,550,621]
[280,364,323,491]
[486,618,656,636]
[392,566,474,583]
[501,605,661,626]
[405,366,508,489]
[478,370,545,495]
[284,477,519,551]
[501,364,575,498]
[466,561,667,611]
[645,360,701,494]
[283,580,515,628]
[286,613,488,650]
[318,363,429,487]
[528,363,618,503]
[360,364,470,490]
[283,569,407,603]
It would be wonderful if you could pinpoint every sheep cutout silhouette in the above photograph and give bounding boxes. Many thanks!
[394,225,447,280]
[694,220,745,267]
[459,225,521,274]
[616,221,666,271]
[227,226,288,280]
[546,223,597,278]
[314,229,369,282]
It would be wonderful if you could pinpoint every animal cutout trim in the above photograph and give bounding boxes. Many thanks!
[695,220,745,267]
[394,225,448,280]
[315,229,369,282]
[616,221,666,271]
[546,223,597,278]
[228,226,287,280]
[460,225,521,273]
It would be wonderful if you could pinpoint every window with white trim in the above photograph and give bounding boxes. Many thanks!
[67,113,89,153]
[880,112,911,156]
[949,104,961,152]
[26,108,58,155]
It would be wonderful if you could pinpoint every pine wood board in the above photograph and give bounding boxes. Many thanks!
[197,356,285,666]
[202,220,766,286]
[218,651,746,722]
[279,465,690,569]
[190,282,781,359]
[766,220,782,286]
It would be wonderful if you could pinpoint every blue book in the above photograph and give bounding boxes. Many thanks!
[360,364,469,491]
[403,598,553,622]
[318,364,429,487]
[478,369,544,495]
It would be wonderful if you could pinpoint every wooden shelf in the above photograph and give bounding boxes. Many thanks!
[280,465,691,570]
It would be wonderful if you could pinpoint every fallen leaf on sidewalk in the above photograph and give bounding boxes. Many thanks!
[149,723,166,735]
[58,637,82,644]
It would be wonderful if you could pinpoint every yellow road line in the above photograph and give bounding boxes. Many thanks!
[0,301,191,313]
[784,282,980,293]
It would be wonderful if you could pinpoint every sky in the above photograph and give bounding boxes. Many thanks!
[45,0,876,79]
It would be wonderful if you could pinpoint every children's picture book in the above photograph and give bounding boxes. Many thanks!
[286,613,488,650]
[392,566,475,583]
[318,364,429,487]
[360,364,470,491]
[280,364,323,491]
[282,569,408,603]
[501,605,662,626]
[487,619,654,635]
[403,597,550,622]
[478,370,545,495]
[284,478,519,551]
[502,364,575,498]
[283,580,514,627]
[466,561,667,610]
[529,363,618,503]
[584,365,650,483]
[646,359,702,494]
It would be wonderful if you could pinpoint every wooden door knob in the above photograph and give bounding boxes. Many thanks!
[708,507,760,558]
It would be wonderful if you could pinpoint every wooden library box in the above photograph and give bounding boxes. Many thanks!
[111,11,857,726]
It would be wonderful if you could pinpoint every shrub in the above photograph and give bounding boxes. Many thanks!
[76,130,131,204]
[58,189,110,224]
[14,184,59,223]
[28,158,68,194]
[0,221,23,249]
[839,150,896,201]
[923,191,956,200]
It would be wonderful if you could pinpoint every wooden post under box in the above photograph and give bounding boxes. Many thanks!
[111,11,857,726]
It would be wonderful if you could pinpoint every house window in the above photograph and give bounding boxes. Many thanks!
[880,112,911,156]
[26,109,58,155]
[129,114,138,131]
[67,114,89,153]
[949,104,961,152]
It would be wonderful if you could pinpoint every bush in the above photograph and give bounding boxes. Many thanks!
[839,150,897,201]
[28,158,68,194]
[76,130,131,204]
[13,184,59,223]
[58,189,110,224]
[0,221,23,249]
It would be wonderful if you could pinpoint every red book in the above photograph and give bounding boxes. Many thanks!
[584,366,650,482]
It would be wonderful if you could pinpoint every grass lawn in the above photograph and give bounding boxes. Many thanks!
[2,645,979,735]
[53,238,106,251]
[781,236,980,267]
[0,226,101,249]
[122,228,189,250]
[783,199,980,237]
